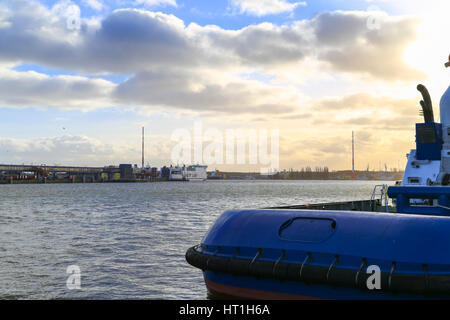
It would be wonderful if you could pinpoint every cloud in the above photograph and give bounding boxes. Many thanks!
[0,135,119,165]
[196,22,311,67]
[83,9,196,73]
[309,92,423,130]
[0,133,193,167]
[274,92,423,140]
[114,69,299,114]
[230,0,307,17]
[0,3,422,80]
[312,11,424,80]
[135,0,177,7]
[0,66,302,115]
[0,69,115,110]
[315,93,417,114]
[0,1,425,122]
[0,5,11,29]
[82,0,104,11]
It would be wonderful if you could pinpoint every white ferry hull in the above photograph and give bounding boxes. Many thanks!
[188,177,207,181]
[168,165,207,181]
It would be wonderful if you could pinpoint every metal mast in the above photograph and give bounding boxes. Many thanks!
[352,131,355,179]
[142,126,144,169]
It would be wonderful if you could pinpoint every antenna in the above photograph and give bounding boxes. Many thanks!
[142,126,144,169]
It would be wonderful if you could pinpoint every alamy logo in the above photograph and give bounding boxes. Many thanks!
[366,5,383,31]
[52,1,81,31]
[66,265,81,290]
[171,121,279,175]
[366,265,381,290]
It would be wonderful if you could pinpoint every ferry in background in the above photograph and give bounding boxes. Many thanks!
[168,165,207,181]
[186,165,208,181]
[169,166,185,181]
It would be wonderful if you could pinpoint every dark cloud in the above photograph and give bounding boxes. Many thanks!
[199,22,310,66]
[82,9,202,73]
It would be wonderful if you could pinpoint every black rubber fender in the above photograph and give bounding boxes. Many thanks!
[185,246,450,296]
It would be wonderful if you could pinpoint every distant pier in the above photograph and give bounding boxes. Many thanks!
[0,164,160,184]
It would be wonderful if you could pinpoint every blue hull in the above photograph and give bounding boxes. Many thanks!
[186,209,450,299]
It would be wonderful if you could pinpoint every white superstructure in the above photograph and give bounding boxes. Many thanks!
[401,150,441,186]
[186,165,207,181]
[168,165,207,181]
[438,85,450,181]
[169,166,185,181]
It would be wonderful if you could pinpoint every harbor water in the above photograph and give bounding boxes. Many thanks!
[0,180,393,299]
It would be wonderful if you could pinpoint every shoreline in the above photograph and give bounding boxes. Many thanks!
[0,178,399,185]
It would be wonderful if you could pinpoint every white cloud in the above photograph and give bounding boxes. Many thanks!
[82,0,104,11]
[114,69,302,114]
[230,0,307,16]
[135,0,177,7]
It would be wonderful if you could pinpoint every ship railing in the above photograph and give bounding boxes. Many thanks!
[371,184,389,212]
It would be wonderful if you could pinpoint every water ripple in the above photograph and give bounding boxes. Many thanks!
[0,180,391,299]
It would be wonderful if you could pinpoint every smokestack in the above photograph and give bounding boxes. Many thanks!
[142,126,144,169]
[352,131,355,179]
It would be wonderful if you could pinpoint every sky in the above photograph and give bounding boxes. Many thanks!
[0,0,449,171]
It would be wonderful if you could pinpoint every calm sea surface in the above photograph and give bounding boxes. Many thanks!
[0,180,393,299]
